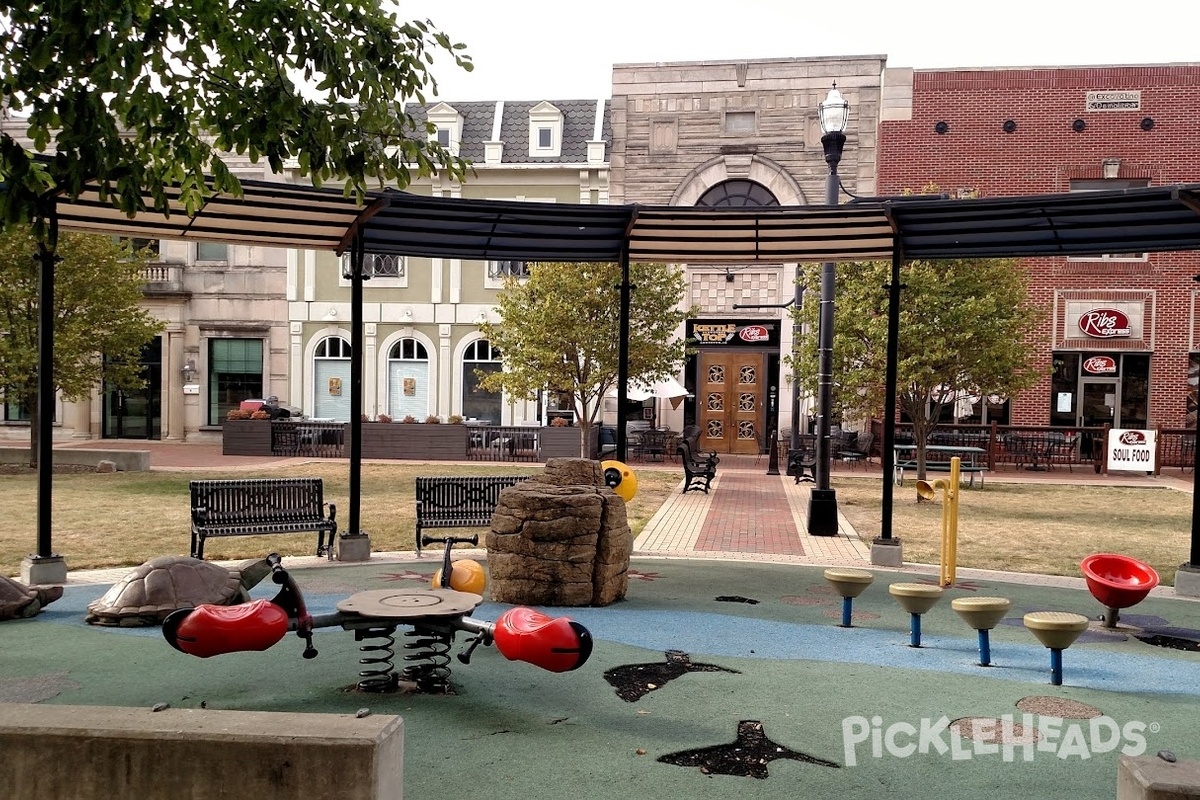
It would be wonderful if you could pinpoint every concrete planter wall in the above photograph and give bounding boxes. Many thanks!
[361,423,468,460]
[221,420,273,455]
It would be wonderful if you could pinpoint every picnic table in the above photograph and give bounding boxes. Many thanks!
[893,444,987,487]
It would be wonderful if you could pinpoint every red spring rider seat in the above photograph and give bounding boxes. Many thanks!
[1080,553,1160,628]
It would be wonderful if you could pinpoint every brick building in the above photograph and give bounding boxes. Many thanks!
[878,64,1200,432]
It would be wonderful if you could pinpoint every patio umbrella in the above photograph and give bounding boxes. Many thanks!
[608,377,690,408]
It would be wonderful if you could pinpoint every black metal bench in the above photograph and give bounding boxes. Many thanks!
[677,440,718,494]
[189,478,338,560]
[414,476,527,556]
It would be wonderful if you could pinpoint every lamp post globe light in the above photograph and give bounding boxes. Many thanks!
[807,84,849,536]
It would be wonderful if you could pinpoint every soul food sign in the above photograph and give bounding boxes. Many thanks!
[1078,308,1131,339]
[1107,428,1156,472]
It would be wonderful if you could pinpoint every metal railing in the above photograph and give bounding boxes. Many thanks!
[270,421,346,458]
[871,420,1197,475]
[466,424,541,463]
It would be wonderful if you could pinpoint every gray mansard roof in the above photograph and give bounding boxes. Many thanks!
[407,99,610,164]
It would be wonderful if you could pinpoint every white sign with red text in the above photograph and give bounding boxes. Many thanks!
[1107,429,1156,472]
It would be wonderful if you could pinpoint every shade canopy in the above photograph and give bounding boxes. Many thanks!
[51,180,1200,264]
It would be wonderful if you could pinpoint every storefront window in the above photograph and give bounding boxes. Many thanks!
[462,339,502,423]
[1050,354,1080,427]
[1121,355,1149,429]
[209,338,264,424]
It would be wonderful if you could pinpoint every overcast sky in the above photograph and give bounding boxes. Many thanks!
[402,0,1197,101]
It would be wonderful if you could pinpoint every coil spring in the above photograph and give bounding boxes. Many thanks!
[354,625,398,693]
[401,625,453,693]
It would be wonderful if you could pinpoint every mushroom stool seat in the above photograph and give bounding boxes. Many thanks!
[888,583,944,647]
[824,568,874,627]
[951,596,1011,666]
[1023,611,1090,685]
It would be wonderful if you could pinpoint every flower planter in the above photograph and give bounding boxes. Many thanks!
[361,423,469,460]
[539,426,583,460]
[221,419,273,456]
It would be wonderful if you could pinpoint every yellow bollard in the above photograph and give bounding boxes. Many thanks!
[916,456,961,587]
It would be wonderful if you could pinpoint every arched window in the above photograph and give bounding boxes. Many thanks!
[387,338,430,419]
[462,339,502,423]
[695,179,780,208]
[312,336,352,420]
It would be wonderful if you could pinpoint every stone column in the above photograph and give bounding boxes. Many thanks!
[164,330,185,441]
[70,395,93,439]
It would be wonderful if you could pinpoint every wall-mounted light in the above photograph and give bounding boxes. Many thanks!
[1072,118,1086,133]
[1002,119,1017,133]
[934,121,949,135]
[181,358,198,384]
[1140,116,1155,131]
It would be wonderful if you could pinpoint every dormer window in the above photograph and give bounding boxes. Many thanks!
[528,101,563,158]
[426,102,463,157]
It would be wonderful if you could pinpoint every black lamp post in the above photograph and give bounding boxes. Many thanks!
[807,84,848,536]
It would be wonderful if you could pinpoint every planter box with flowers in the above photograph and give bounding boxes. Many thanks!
[221,409,274,456]
[539,417,584,460]
[360,414,469,460]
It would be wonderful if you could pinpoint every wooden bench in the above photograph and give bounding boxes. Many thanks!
[893,459,986,488]
[414,475,527,556]
[677,440,718,494]
[189,478,338,560]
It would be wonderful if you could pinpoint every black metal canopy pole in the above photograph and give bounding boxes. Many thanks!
[1191,408,1200,566]
[807,128,845,535]
[34,200,60,563]
[878,243,904,545]
[348,234,365,540]
[615,245,632,462]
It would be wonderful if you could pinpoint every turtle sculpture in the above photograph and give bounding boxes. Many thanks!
[0,576,63,621]
[85,555,273,627]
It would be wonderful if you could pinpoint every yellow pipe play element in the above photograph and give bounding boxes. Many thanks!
[916,456,961,587]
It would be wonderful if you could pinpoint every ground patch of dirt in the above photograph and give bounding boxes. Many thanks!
[0,463,98,475]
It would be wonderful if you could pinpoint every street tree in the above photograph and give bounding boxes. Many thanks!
[478,261,690,443]
[0,1,473,228]
[790,257,1044,480]
[0,227,164,465]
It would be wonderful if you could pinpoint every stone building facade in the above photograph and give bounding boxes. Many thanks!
[610,56,885,452]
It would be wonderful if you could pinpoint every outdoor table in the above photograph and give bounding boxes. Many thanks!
[892,444,986,486]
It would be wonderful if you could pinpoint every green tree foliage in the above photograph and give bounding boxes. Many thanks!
[0,1,473,226]
[790,257,1044,478]
[479,262,690,435]
[0,227,163,463]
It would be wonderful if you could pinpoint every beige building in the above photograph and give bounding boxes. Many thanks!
[610,56,884,451]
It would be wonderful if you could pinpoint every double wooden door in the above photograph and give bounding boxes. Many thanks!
[697,352,766,455]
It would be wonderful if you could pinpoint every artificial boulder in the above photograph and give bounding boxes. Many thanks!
[486,458,632,606]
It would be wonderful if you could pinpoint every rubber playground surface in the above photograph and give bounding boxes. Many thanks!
[3,556,1200,799]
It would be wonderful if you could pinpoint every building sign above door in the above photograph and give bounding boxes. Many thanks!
[687,319,780,348]
[1085,90,1140,111]
[1083,355,1118,374]
[1078,308,1132,338]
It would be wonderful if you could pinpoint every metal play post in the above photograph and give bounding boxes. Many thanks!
[916,456,961,587]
